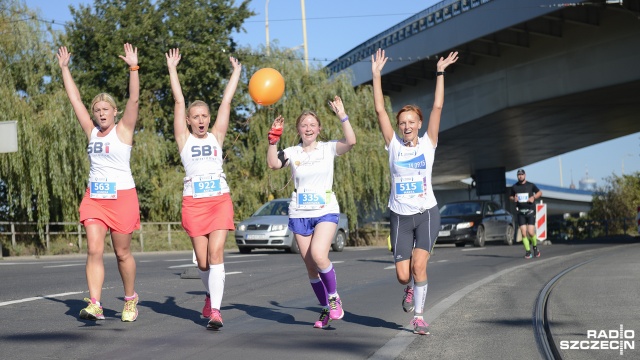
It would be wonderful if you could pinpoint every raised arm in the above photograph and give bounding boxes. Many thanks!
[426,51,458,146]
[117,43,140,145]
[267,115,286,170]
[211,56,242,147]
[371,49,394,147]
[328,96,356,155]
[166,48,189,151]
[57,46,93,139]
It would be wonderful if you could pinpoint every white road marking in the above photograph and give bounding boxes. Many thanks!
[462,247,486,251]
[43,264,86,268]
[168,259,264,269]
[0,291,83,307]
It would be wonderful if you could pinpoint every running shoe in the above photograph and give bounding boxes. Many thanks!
[314,308,330,329]
[411,317,430,335]
[79,298,105,320]
[402,285,415,313]
[533,247,541,258]
[524,251,532,259]
[121,293,139,322]
[202,293,211,318]
[328,296,344,320]
[207,309,224,330]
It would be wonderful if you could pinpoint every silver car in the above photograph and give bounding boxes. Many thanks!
[235,198,349,254]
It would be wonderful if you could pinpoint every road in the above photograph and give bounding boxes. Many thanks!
[0,240,634,360]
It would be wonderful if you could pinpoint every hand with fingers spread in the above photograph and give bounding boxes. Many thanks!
[372,48,388,77]
[166,48,181,70]
[268,115,284,145]
[56,46,71,69]
[328,96,347,121]
[119,43,138,68]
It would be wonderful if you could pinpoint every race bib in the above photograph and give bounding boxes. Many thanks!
[394,175,426,199]
[296,189,327,210]
[89,177,117,199]
[192,174,222,198]
[516,193,529,203]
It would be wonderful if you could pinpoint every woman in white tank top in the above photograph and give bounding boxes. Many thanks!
[166,48,242,330]
[57,44,141,322]
[372,48,458,335]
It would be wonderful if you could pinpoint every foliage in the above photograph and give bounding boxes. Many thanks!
[226,46,392,229]
[589,171,640,234]
[0,0,87,232]
[1,0,396,242]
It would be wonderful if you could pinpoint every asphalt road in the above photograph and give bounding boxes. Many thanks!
[1,239,636,360]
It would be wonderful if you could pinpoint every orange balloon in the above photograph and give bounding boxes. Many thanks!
[248,68,285,106]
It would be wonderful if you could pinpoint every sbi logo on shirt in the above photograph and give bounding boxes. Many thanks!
[87,142,110,155]
[191,145,218,159]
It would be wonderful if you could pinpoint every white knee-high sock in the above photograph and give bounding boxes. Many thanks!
[414,280,428,316]
[208,263,225,310]
[198,268,210,294]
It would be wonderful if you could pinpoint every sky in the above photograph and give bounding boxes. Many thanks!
[22,0,640,188]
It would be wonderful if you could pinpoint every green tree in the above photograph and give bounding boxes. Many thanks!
[589,172,640,234]
[226,47,392,230]
[0,0,87,231]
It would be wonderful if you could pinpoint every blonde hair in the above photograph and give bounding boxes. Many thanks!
[295,110,326,143]
[186,100,210,118]
[90,93,119,121]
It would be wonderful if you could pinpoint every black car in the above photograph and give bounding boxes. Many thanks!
[437,200,515,247]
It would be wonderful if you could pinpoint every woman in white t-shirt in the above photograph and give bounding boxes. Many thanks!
[266,96,356,329]
[372,48,458,335]
[166,48,241,330]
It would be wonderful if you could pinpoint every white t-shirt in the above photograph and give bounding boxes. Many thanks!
[86,125,135,190]
[180,133,230,197]
[282,141,340,218]
[387,133,437,215]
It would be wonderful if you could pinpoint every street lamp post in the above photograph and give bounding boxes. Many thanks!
[265,0,270,55]
[300,0,309,72]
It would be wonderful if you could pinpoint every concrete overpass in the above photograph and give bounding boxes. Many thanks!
[328,0,640,184]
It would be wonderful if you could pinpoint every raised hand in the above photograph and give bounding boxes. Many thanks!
[328,96,346,119]
[166,48,181,69]
[118,43,138,67]
[371,48,388,76]
[268,115,284,145]
[56,46,71,68]
[229,56,241,72]
[437,51,458,72]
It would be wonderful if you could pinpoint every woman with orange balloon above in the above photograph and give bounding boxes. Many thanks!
[166,48,241,330]
[266,96,356,329]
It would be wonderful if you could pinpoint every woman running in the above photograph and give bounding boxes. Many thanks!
[372,48,458,335]
[57,44,141,322]
[266,97,356,328]
[166,48,241,330]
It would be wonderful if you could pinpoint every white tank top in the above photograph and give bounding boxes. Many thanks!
[180,133,230,197]
[86,125,135,190]
[387,133,437,215]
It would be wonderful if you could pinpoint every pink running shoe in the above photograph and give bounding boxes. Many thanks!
[314,308,330,329]
[411,317,430,335]
[328,296,344,320]
[202,294,211,318]
[402,286,414,313]
[207,309,223,330]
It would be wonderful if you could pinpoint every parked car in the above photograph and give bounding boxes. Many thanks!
[437,200,515,247]
[235,198,349,254]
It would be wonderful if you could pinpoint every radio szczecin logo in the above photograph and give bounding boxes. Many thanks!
[559,325,635,355]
